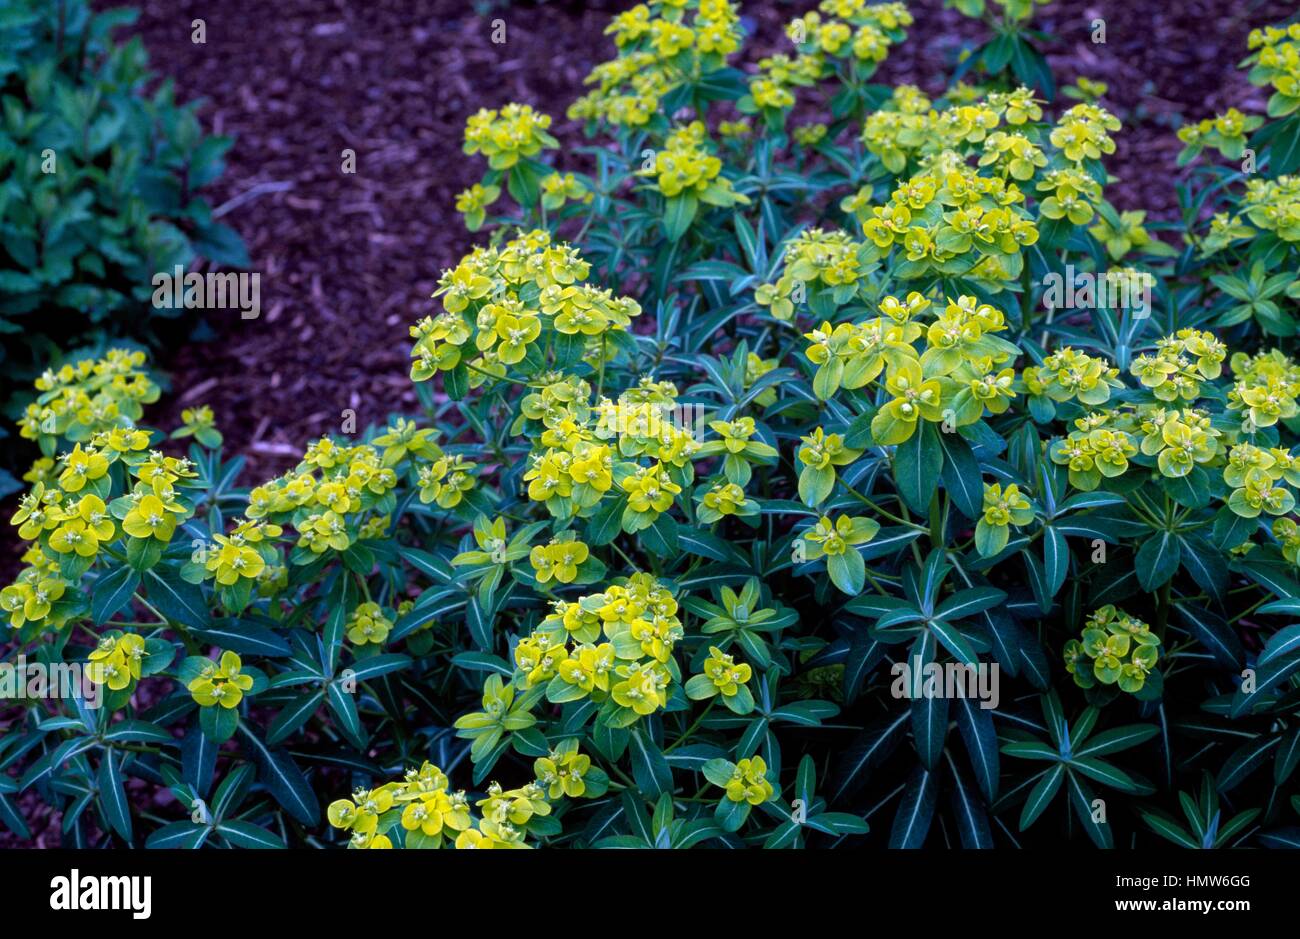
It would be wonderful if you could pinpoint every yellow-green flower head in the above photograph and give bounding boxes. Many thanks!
[1069,606,1160,693]
[534,739,592,799]
[347,601,393,646]
[803,514,880,557]
[58,444,109,493]
[611,660,669,716]
[463,103,557,170]
[530,535,591,585]
[701,646,751,696]
[87,632,147,691]
[122,493,181,542]
[724,756,774,804]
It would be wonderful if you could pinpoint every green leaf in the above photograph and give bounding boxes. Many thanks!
[955,696,999,801]
[888,766,936,848]
[894,421,943,514]
[326,682,366,749]
[199,704,238,744]
[267,690,324,745]
[1019,763,1065,830]
[1267,114,1300,176]
[146,822,209,849]
[237,726,320,825]
[1141,811,1200,849]
[826,548,866,595]
[1135,531,1181,591]
[928,619,980,667]
[215,820,286,849]
[1175,604,1242,668]
[91,566,140,624]
[663,193,698,242]
[628,728,672,798]
[938,430,982,519]
[911,692,949,770]
[143,569,211,628]
[97,752,132,843]
[1066,773,1113,848]
[1217,736,1280,793]
[1072,724,1158,758]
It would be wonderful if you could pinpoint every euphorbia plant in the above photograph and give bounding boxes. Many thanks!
[4,0,1300,852]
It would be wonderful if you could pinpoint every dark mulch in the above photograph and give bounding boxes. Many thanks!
[2,0,1292,847]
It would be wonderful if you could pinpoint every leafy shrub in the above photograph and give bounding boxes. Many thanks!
[4,0,1300,850]
[0,0,246,429]
[1166,24,1300,350]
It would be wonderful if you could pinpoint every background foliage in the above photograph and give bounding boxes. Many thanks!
[0,0,245,481]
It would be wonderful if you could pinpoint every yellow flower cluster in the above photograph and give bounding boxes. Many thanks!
[750,52,822,110]
[540,172,591,211]
[1224,442,1300,518]
[512,573,683,726]
[1227,349,1300,430]
[639,121,746,206]
[1033,333,1299,503]
[975,482,1034,556]
[1024,347,1122,409]
[463,103,558,170]
[863,155,1039,283]
[720,755,774,804]
[12,443,195,573]
[455,182,500,231]
[1246,23,1300,117]
[1130,329,1227,402]
[1175,108,1263,162]
[0,547,66,630]
[1036,166,1103,224]
[1273,516,1300,565]
[411,231,641,383]
[417,455,477,509]
[2,351,212,632]
[201,519,283,588]
[569,0,742,127]
[187,650,254,708]
[803,293,1019,443]
[859,84,1043,173]
[1064,605,1161,694]
[520,376,699,524]
[18,348,159,452]
[87,631,147,692]
[347,601,393,646]
[1205,175,1300,253]
[755,228,867,320]
[1242,175,1300,243]
[328,744,600,849]
[751,1,913,115]
[744,352,780,407]
[173,404,222,448]
[793,123,828,146]
[529,532,591,584]
[243,435,414,563]
[1048,103,1121,162]
[684,645,753,713]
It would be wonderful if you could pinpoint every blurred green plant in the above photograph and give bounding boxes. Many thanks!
[0,0,246,426]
